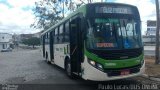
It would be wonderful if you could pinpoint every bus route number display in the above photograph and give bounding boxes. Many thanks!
[95,6,132,14]
[96,43,114,48]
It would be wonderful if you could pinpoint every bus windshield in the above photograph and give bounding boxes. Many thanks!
[86,17,142,50]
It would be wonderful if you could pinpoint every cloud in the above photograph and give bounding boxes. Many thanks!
[7,0,37,8]
[0,0,40,34]
[0,0,156,34]
[114,0,156,34]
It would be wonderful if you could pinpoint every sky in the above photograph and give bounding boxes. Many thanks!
[0,0,157,34]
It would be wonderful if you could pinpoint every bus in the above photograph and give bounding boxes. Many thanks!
[41,2,145,81]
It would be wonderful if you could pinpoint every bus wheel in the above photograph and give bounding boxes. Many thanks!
[46,52,51,64]
[65,60,74,78]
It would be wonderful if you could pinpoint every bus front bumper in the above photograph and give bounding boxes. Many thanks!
[82,60,145,81]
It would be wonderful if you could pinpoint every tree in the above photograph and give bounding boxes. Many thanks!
[31,0,92,30]
[22,37,40,48]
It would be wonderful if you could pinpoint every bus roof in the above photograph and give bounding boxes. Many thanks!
[87,2,137,8]
[41,2,138,36]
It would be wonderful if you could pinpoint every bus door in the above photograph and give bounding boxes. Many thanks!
[70,16,82,74]
[49,31,54,62]
[42,35,45,58]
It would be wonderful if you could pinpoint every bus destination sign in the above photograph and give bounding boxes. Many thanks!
[95,6,132,14]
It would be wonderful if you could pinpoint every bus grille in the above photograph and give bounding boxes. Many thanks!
[89,48,143,60]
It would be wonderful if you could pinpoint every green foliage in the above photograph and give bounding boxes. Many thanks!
[31,0,90,30]
[22,37,40,48]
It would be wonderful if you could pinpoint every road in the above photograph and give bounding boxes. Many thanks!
[144,46,155,56]
[0,48,159,90]
[144,50,155,56]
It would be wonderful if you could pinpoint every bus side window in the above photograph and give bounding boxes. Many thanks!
[43,34,46,44]
[44,34,46,44]
[62,23,65,42]
[50,30,54,44]
[64,21,70,42]
[48,32,50,44]
[57,26,60,43]
[54,28,59,44]
[59,24,63,43]
[45,33,49,44]
[53,29,55,42]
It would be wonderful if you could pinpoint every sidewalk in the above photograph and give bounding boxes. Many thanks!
[144,46,155,50]
[143,56,160,82]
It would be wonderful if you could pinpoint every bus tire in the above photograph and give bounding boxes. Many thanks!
[65,60,74,78]
[46,52,51,64]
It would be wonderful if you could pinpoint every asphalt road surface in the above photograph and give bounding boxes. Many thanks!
[0,48,159,90]
[144,46,155,56]
[144,50,155,56]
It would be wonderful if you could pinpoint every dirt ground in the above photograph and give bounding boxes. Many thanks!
[145,56,160,77]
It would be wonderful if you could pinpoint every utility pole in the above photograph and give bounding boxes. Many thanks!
[155,0,160,64]
[63,1,64,18]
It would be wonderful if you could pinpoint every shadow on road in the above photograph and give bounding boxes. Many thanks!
[25,60,142,90]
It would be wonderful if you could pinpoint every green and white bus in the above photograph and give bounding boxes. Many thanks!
[41,3,145,81]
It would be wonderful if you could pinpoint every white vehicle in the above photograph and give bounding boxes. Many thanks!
[1,47,12,52]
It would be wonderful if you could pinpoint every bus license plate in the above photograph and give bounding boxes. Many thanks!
[120,70,130,75]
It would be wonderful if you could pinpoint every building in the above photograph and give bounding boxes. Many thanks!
[33,32,41,38]
[143,20,159,44]
[0,33,13,50]
[12,34,21,46]
[18,32,40,43]
[146,20,156,36]
[20,34,33,41]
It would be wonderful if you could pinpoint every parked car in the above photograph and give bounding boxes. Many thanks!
[1,48,12,52]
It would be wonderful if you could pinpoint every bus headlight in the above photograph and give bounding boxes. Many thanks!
[88,59,103,71]
[90,60,96,66]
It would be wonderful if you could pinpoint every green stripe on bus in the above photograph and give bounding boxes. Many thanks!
[85,49,143,69]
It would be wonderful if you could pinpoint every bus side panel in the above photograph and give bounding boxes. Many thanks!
[54,43,70,69]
